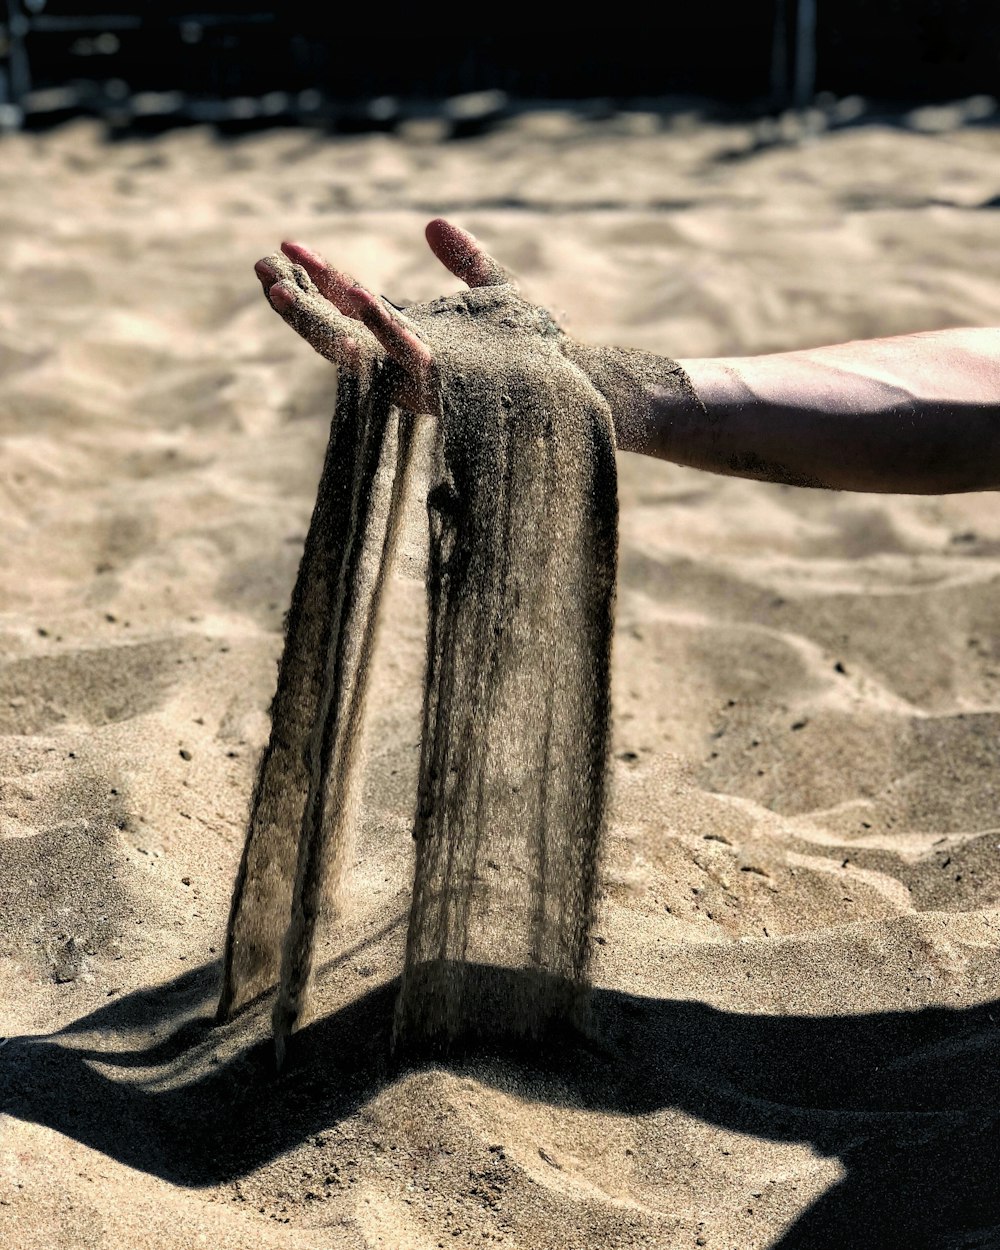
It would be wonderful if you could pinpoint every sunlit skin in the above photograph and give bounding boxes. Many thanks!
[255,218,1000,494]
[254,219,488,414]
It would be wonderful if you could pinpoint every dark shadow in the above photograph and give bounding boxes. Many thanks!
[2,961,997,1248]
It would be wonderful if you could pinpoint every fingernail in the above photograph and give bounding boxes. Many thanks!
[269,282,295,311]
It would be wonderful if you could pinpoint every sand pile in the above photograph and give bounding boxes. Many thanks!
[1,116,999,1250]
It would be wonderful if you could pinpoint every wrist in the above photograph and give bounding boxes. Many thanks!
[563,341,707,455]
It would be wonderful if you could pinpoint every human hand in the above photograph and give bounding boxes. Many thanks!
[254,218,514,415]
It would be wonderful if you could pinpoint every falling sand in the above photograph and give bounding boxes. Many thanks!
[216,254,698,1062]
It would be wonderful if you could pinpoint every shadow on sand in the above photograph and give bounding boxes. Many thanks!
[3,959,997,1248]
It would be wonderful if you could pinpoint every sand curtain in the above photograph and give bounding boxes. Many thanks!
[217,275,621,1060]
[216,356,416,1044]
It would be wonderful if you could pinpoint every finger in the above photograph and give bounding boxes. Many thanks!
[254,256,283,296]
[425,217,512,289]
[349,286,433,378]
[254,258,301,313]
[280,240,361,317]
[255,258,364,367]
[266,280,298,314]
[286,293,363,369]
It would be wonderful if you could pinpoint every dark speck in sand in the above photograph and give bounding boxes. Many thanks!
[179,748,192,760]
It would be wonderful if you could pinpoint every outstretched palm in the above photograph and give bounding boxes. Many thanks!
[254,218,514,414]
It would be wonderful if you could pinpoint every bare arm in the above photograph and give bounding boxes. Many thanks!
[255,222,1000,495]
[642,330,1000,494]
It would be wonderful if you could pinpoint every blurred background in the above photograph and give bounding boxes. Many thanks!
[2,0,999,135]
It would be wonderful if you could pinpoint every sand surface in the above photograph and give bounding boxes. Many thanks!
[1,112,999,1249]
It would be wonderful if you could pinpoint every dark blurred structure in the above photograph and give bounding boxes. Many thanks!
[1,0,998,133]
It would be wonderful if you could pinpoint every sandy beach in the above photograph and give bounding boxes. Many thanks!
[1,111,999,1248]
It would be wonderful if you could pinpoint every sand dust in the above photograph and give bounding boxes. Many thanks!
[1,114,999,1249]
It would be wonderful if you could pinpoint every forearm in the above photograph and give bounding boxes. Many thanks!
[582,329,1000,494]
